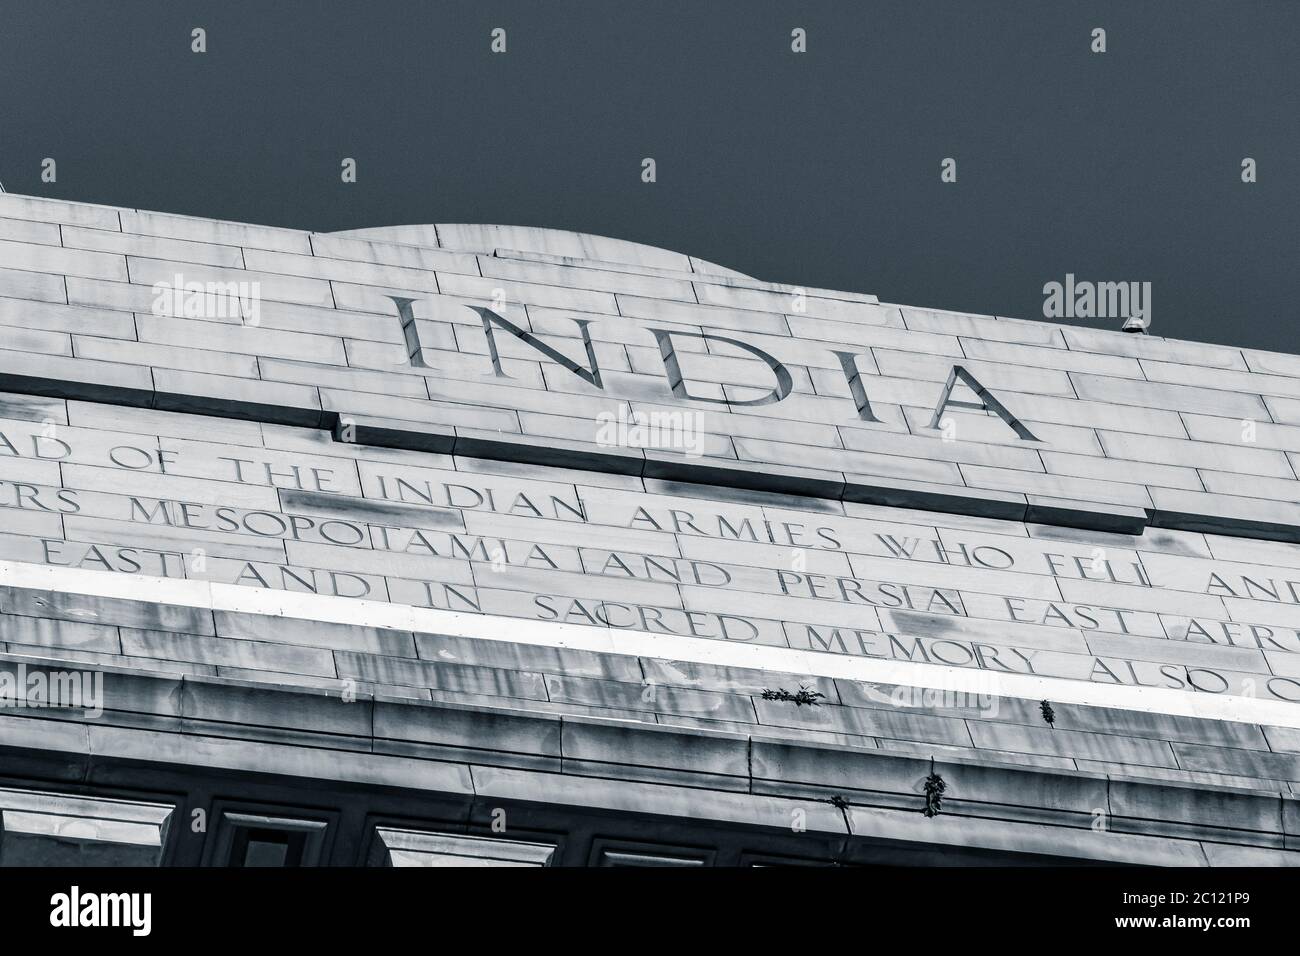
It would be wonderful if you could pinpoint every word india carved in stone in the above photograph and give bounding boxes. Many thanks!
[388,296,1041,440]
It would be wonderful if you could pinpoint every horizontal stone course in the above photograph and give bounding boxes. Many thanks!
[4,578,1296,791]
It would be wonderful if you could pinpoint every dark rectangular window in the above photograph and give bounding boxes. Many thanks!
[230,826,309,867]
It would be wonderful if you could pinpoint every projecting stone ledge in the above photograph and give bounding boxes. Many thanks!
[0,652,1296,866]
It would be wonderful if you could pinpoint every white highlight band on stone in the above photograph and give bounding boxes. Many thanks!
[2,558,1297,730]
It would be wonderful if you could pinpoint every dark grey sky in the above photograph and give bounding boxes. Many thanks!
[3,1,1297,352]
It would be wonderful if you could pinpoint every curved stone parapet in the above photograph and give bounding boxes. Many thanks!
[333,222,752,278]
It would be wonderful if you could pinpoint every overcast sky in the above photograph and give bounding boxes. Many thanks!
[4,1,1297,352]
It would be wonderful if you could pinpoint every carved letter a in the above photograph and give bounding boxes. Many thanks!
[928,365,1040,442]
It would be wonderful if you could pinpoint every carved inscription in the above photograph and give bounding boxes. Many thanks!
[2,417,1299,702]
[393,299,1040,440]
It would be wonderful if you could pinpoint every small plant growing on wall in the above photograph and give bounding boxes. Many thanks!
[922,758,946,817]
[761,685,826,706]
[1040,700,1056,727]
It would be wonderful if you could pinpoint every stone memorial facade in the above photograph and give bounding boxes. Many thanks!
[0,193,1298,865]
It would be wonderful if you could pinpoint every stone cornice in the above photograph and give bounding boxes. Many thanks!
[0,650,1294,865]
